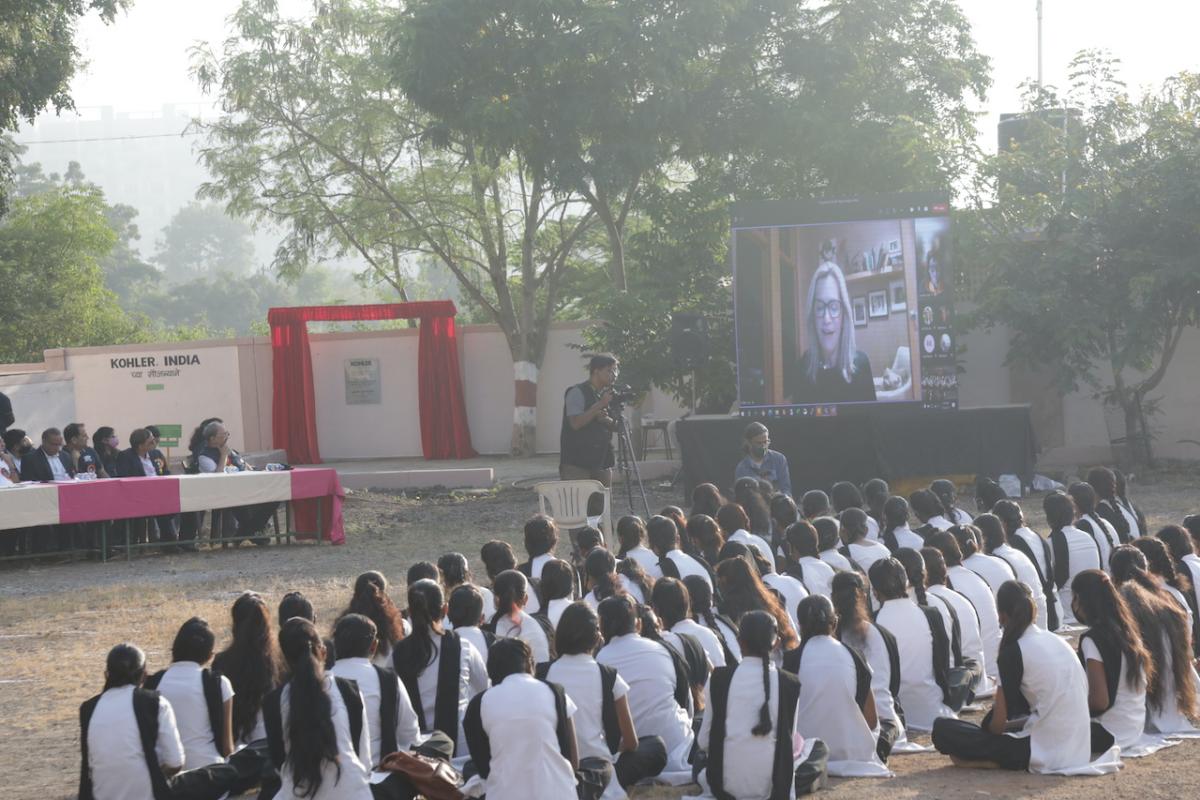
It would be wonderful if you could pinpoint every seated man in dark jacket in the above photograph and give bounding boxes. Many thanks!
[19,427,75,552]
[116,428,179,547]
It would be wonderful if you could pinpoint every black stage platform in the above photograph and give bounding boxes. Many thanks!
[674,405,1037,496]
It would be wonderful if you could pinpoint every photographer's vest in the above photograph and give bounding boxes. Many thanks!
[559,381,614,470]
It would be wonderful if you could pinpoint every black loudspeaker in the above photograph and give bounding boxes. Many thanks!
[669,313,710,368]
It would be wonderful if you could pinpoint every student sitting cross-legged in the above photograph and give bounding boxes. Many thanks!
[691,610,830,799]
[463,637,613,800]
[329,613,456,800]
[542,602,669,799]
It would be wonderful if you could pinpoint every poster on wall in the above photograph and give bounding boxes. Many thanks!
[345,358,382,405]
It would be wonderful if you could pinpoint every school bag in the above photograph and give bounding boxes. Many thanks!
[378,750,464,800]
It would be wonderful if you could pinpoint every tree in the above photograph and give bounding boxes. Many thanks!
[193,0,599,455]
[967,53,1200,466]
[0,185,146,362]
[153,202,257,282]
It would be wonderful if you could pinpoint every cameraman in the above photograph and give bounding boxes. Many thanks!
[559,354,619,487]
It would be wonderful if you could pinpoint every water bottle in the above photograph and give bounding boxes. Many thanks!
[265,463,286,471]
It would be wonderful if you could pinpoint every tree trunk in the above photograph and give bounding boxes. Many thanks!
[510,358,540,457]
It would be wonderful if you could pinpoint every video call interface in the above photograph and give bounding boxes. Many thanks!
[732,193,957,417]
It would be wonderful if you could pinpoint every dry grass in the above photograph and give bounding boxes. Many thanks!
[2,472,1198,799]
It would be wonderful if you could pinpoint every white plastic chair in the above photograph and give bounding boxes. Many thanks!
[534,480,612,541]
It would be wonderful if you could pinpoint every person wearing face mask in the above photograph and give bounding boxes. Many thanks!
[92,427,121,478]
[733,422,792,498]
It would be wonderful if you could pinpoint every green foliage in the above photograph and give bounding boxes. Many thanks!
[967,52,1200,463]
[153,202,256,282]
[0,185,148,362]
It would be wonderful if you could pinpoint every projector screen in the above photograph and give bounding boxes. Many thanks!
[732,193,957,417]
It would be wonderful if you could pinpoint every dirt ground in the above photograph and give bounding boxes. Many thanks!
[1,471,1198,799]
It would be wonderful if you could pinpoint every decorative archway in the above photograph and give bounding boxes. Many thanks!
[267,302,476,463]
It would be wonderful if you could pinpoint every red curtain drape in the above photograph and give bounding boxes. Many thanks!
[267,302,476,464]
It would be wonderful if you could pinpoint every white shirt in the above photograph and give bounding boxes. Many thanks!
[624,545,661,578]
[1052,525,1101,624]
[154,661,234,768]
[964,552,1015,597]
[278,676,372,799]
[795,556,836,598]
[875,597,955,731]
[86,686,184,800]
[858,623,901,724]
[47,450,69,481]
[697,657,796,799]
[1181,554,1200,626]
[479,673,578,800]
[948,508,974,526]
[1012,527,1051,578]
[761,572,808,637]
[329,657,422,765]
[664,549,712,588]
[455,626,490,664]
[528,553,555,582]
[597,633,694,774]
[794,636,890,777]
[494,610,551,664]
[886,524,926,552]
[947,565,1001,679]
[546,653,631,762]
[819,549,852,572]
[545,597,572,629]
[729,529,776,571]
[927,515,953,532]
[584,576,645,610]
[416,634,489,759]
[993,544,1049,627]
[865,516,881,541]
[139,454,157,477]
[671,619,727,668]
[1080,636,1147,749]
[927,583,993,695]
[1146,630,1200,735]
[1079,514,1118,573]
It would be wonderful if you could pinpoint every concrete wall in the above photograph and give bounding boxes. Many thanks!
[0,371,77,439]
[5,318,1197,466]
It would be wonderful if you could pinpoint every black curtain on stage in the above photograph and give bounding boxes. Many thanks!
[674,405,1037,497]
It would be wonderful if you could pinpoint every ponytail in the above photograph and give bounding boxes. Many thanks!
[894,548,928,606]
[343,571,404,657]
[585,548,620,601]
[103,643,146,690]
[489,570,528,628]
[737,610,778,737]
[996,580,1035,652]
[406,579,445,674]
[279,618,338,797]
[881,496,909,550]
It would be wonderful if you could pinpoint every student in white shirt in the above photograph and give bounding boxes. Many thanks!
[439,552,497,624]
[733,476,775,539]
[908,489,952,540]
[757,559,809,641]
[1068,482,1120,574]
[481,540,541,615]
[717,502,776,571]
[519,513,561,584]
[922,546,994,698]
[993,500,1061,632]
[392,579,490,764]
[1069,569,1156,754]
[695,610,830,798]
[880,495,925,553]
[976,513,1049,626]
[715,555,801,656]
[814,516,852,572]
[768,493,800,560]
[792,595,890,777]
[539,558,577,629]
[79,644,185,800]
[267,618,373,800]
[1044,492,1102,624]
[447,584,495,664]
[1156,525,1200,639]
[830,571,906,761]
[953,524,1016,598]
[212,591,283,750]
[687,513,726,569]
[583,547,642,608]
[463,638,611,800]
[147,618,234,770]
[927,529,1002,682]
[546,602,668,797]
[616,515,662,578]
[838,508,892,609]
[800,489,831,521]
[684,574,742,665]
[932,581,1121,775]
[871,557,956,732]
[648,515,713,588]
[596,595,695,784]
[337,571,407,668]
[832,480,879,541]
[862,478,890,541]
[653,577,727,668]
[930,479,973,527]
[781,520,836,599]
[329,614,441,769]
[1108,547,1200,736]
[1131,536,1197,639]
[490,569,555,665]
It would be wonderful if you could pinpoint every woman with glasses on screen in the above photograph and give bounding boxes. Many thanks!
[788,261,877,404]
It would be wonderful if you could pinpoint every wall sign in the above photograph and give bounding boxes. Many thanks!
[345,358,381,405]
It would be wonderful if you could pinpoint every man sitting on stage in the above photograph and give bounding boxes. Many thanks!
[65,422,109,479]
[197,421,275,545]
[559,354,619,487]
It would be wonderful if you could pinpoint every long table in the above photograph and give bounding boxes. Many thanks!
[674,405,1038,496]
[0,467,346,545]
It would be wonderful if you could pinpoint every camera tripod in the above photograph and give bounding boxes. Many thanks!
[612,407,651,518]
